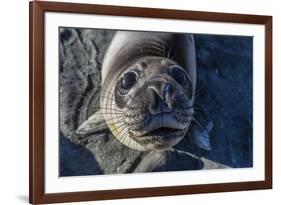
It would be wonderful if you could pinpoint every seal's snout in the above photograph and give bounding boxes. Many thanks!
[147,83,175,115]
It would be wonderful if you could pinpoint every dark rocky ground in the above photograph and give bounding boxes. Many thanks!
[59,28,253,176]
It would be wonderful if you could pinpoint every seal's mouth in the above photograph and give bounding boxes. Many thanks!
[128,111,189,151]
[118,99,193,150]
[141,112,189,136]
[146,127,182,136]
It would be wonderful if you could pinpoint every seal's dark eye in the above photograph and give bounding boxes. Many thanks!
[121,71,137,90]
[169,66,189,86]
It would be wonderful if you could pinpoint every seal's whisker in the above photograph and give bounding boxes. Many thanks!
[193,106,203,111]
[175,97,190,110]
[109,121,127,134]
[98,116,126,125]
[193,92,203,98]
[118,127,129,145]
[89,106,125,113]
[101,97,144,122]
[192,107,204,116]
[100,88,146,107]
[192,116,209,133]
[193,87,205,98]
[184,102,194,111]
[99,93,128,106]
[128,131,133,150]
[115,126,126,140]
[89,112,124,116]
[114,124,128,144]
[99,107,125,113]
[104,119,126,127]
[174,98,183,108]
[125,91,146,109]
[170,48,178,60]
[113,128,127,145]
[104,115,127,122]
[104,100,143,114]
[103,114,125,118]
[175,98,195,126]
[120,132,130,148]
[99,91,145,110]
[134,134,138,151]
[106,117,126,125]
[126,106,144,110]
[100,97,140,109]
[101,96,144,111]
[99,88,144,109]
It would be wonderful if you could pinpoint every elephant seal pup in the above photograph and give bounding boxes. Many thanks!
[77,31,210,153]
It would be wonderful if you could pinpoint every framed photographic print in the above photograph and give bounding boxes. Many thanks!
[29,1,272,204]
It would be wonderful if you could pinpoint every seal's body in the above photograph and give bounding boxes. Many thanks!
[77,31,208,152]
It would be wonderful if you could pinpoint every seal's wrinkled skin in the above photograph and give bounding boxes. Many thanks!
[77,31,201,152]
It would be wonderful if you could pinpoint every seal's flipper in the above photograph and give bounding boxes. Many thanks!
[76,110,108,135]
[133,151,168,173]
[191,121,213,151]
[201,157,230,169]
[133,149,204,173]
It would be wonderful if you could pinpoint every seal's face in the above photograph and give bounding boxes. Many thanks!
[101,57,194,151]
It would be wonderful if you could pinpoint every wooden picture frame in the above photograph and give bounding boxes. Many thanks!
[29,1,272,204]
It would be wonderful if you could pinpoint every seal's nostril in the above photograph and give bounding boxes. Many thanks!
[165,93,173,109]
[148,87,159,114]
[147,84,175,115]
[162,84,172,97]
[163,84,174,109]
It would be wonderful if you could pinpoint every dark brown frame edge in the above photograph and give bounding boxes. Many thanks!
[29,1,272,204]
